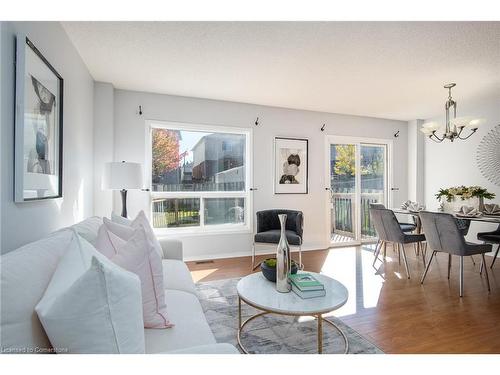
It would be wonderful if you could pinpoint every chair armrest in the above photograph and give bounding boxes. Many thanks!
[295,212,304,238]
[158,238,183,260]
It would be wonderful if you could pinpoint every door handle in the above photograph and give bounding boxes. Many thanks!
[390,188,399,191]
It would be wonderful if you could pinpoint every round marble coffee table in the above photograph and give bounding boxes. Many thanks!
[236,272,349,354]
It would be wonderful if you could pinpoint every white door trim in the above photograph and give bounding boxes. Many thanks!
[324,134,393,247]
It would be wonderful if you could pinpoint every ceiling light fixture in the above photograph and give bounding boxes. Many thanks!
[420,83,485,142]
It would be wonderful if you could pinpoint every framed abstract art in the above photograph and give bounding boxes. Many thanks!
[274,137,308,194]
[14,35,63,202]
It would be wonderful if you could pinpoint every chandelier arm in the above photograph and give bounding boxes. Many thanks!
[429,134,443,143]
[457,129,477,140]
[430,131,444,142]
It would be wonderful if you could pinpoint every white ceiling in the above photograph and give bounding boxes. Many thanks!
[62,22,500,121]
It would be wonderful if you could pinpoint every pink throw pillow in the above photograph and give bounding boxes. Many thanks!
[131,211,163,257]
[110,211,163,257]
[95,224,172,329]
[95,223,129,258]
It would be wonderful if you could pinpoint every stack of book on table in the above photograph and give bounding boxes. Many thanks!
[289,273,325,299]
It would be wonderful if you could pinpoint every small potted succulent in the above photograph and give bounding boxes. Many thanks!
[260,257,299,282]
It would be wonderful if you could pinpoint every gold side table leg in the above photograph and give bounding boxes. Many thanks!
[238,297,242,329]
[317,314,323,354]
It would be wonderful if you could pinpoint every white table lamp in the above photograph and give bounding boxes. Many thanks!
[102,161,144,217]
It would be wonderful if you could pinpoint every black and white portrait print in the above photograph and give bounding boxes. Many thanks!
[279,152,301,184]
[274,137,308,194]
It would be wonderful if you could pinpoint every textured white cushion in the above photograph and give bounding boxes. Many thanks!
[35,232,145,354]
[162,259,196,295]
[0,229,74,352]
[144,290,215,353]
[111,212,132,226]
[70,216,103,246]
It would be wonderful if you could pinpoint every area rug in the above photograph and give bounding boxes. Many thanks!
[196,277,383,354]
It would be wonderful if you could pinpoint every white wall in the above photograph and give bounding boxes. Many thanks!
[423,88,500,245]
[407,119,425,203]
[100,87,408,260]
[93,82,114,218]
[1,22,94,253]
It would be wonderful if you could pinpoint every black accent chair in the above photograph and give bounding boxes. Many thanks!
[370,207,426,279]
[477,224,500,269]
[252,209,304,270]
[419,211,491,297]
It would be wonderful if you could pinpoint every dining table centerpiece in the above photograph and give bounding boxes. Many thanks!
[436,185,495,213]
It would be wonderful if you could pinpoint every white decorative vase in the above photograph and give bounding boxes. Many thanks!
[276,214,291,293]
[441,196,480,213]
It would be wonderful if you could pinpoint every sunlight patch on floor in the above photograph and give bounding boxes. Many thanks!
[190,268,218,283]
[319,246,384,317]
[320,247,357,317]
[360,246,384,309]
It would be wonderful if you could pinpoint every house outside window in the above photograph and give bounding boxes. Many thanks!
[146,121,252,234]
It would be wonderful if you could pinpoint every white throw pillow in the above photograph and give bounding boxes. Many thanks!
[95,225,173,329]
[111,211,163,257]
[111,212,132,226]
[70,216,103,246]
[35,231,145,354]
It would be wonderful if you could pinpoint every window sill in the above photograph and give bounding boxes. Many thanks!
[155,226,252,238]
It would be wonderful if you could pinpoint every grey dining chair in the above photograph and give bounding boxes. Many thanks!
[419,211,492,297]
[477,224,500,269]
[370,203,420,263]
[370,207,426,278]
[252,209,304,270]
[370,203,417,233]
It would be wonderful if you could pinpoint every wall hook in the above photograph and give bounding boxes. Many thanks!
[394,130,400,138]
[321,124,326,131]
[139,105,143,116]
[254,117,260,126]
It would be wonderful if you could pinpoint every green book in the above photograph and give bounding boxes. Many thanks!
[289,273,324,291]
[292,283,326,299]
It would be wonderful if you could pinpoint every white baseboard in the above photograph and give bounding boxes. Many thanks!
[183,244,329,262]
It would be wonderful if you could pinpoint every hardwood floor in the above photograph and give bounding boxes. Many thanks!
[186,244,500,354]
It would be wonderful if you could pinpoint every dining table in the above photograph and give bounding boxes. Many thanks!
[393,208,500,225]
[392,208,500,236]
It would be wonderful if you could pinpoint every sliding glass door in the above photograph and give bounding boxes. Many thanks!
[327,137,390,246]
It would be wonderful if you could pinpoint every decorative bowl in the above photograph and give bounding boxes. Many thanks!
[260,258,298,282]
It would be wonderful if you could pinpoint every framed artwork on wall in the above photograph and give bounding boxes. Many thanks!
[274,137,308,194]
[14,35,63,202]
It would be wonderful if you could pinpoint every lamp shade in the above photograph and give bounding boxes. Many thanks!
[422,121,440,131]
[102,162,144,190]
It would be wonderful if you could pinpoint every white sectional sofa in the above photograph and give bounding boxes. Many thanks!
[0,217,238,354]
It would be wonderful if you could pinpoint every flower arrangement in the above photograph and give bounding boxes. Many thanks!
[436,186,496,202]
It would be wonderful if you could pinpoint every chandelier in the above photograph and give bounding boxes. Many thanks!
[420,83,485,142]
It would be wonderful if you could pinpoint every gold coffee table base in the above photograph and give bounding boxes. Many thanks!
[237,297,349,354]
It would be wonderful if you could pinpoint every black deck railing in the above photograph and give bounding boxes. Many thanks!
[331,192,384,238]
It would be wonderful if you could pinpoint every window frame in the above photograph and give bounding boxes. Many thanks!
[145,120,253,235]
